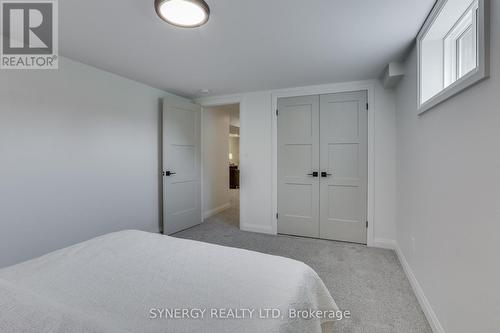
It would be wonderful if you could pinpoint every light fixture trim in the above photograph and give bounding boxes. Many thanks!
[155,0,210,28]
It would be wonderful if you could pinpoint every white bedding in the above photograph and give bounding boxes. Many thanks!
[0,230,338,333]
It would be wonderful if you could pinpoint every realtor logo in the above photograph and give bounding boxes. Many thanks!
[1,0,58,69]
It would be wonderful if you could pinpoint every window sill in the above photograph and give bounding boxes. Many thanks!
[418,66,489,115]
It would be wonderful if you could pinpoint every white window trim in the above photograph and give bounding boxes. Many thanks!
[417,0,490,115]
[443,1,478,87]
[456,25,475,77]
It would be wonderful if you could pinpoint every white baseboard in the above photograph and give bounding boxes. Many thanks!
[394,244,445,333]
[240,223,274,235]
[203,203,231,220]
[372,238,444,332]
[372,238,397,249]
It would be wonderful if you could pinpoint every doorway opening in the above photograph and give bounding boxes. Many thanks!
[202,103,240,229]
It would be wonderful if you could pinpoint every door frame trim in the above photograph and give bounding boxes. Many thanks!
[272,80,375,246]
[195,95,244,230]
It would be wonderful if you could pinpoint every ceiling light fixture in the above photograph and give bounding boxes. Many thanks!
[198,88,211,95]
[155,0,210,28]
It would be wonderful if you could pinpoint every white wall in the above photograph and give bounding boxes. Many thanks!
[197,81,397,241]
[373,83,397,242]
[394,2,500,332]
[202,106,230,217]
[0,57,184,268]
[239,92,275,233]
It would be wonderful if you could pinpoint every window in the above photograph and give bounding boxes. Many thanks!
[417,0,489,114]
[443,1,478,87]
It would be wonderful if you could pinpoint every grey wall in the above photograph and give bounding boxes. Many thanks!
[0,57,182,268]
[373,83,397,242]
[394,2,500,332]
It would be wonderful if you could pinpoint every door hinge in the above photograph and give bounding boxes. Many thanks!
[366,221,369,228]
[366,103,369,110]
[276,213,279,219]
[276,109,279,116]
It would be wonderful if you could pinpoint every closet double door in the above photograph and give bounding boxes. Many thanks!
[277,91,368,244]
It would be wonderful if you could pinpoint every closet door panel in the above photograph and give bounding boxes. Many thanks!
[277,95,320,238]
[319,91,368,244]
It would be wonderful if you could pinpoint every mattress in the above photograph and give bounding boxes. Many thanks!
[0,230,339,332]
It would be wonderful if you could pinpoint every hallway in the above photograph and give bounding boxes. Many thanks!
[204,189,239,228]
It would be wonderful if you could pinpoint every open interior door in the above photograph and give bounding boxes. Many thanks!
[162,98,201,234]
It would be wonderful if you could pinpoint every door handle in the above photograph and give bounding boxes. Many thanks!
[163,171,177,176]
[321,172,333,178]
[307,171,319,177]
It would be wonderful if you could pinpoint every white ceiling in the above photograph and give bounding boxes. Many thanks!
[60,0,435,98]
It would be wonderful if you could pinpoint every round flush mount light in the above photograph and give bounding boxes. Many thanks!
[155,0,210,28]
[198,88,211,95]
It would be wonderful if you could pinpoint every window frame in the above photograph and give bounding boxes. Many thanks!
[456,25,476,77]
[443,1,478,87]
[417,0,490,115]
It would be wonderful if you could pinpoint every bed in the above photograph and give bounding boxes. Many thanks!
[0,230,338,333]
